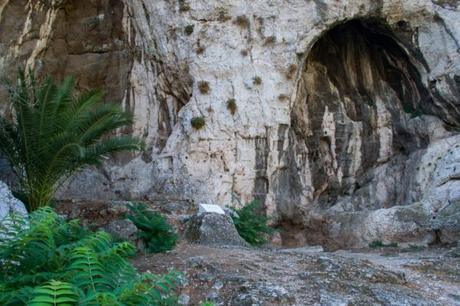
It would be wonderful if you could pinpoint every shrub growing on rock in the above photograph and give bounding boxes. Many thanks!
[191,116,206,129]
[184,24,194,35]
[197,81,210,94]
[128,202,178,253]
[234,15,250,29]
[0,69,143,211]
[253,76,262,86]
[226,98,237,115]
[230,200,274,246]
[0,207,179,305]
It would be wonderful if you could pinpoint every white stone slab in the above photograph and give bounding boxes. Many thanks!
[198,204,225,215]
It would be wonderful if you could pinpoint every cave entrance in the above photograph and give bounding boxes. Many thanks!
[288,19,435,215]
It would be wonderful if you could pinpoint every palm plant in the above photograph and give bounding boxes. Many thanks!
[0,69,143,211]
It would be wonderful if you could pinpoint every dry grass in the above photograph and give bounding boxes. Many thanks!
[253,76,262,86]
[197,81,210,94]
[234,15,250,29]
[226,98,237,115]
[286,64,297,80]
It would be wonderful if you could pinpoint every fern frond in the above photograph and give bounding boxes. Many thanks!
[0,207,178,305]
[68,247,112,293]
[29,280,77,306]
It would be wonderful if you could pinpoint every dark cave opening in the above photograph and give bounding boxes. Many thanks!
[280,18,438,226]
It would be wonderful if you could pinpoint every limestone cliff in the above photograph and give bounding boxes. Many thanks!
[1,0,459,248]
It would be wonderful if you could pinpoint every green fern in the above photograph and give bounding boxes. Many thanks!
[29,280,77,306]
[127,203,178,253]
[0,69,143,210]
[0,208,180,306]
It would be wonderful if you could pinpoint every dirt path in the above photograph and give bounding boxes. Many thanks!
[133,244,460,305]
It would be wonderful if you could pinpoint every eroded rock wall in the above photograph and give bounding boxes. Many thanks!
[1,0,459,248]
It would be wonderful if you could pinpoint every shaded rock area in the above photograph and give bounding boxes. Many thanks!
[55,200,131,229]
[133,244,460,306]
[184,213,248,247]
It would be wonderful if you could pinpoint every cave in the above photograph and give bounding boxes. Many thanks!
[286,19,441,218]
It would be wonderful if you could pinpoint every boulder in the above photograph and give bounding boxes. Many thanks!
[198,204,226,215]
[0,181,27,220]
[104,219,138,241]
[185,213,248,246]
[0,181,28,240]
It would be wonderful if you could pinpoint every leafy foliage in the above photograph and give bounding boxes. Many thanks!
[0,69,143,210]
[368,240,398,248]
[0,208,180,305]
[191,116,206,130]
[128,203,178,253]
[230,200,274,246]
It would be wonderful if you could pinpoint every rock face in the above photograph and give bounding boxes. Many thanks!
[0,180,28,239]
[0,180,27,219]
[1,1,460,248]
[185,213,248,246]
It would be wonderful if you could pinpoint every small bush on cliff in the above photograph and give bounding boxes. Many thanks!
[128,202,178,253]
[0,207,180,305]
[226,98,237,115]
[230,200,274,246]
[197,81,210,94]
[191,116,206,129]
[0,69,143,211]
[184,24,194,35]
[252,76,262,86]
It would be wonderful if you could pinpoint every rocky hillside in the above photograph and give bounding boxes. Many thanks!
[0,0,459,249]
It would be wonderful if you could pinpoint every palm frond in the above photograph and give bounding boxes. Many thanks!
[0,69,142,210]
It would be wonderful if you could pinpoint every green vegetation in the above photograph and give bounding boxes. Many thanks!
[226,98,237,115]
[0,69,142,211]
[252,76,262,86]
[178,0,190,12]
[0,207,180,305]
[230,200,274,246]
[191,116,206,129]
[127,203,178,253]
[368,240,398,248]
[184,24,194,35]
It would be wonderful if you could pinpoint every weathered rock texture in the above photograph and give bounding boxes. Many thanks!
[1,0,460,248]
[185,213,248,246]
[0,180,28,240]
[0,180,27,220]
